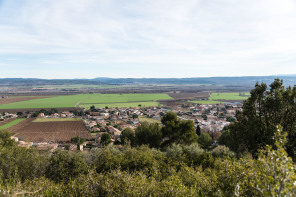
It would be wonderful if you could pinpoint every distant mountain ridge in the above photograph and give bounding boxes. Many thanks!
[0,75,296,86]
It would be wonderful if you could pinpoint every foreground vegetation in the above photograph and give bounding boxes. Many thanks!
[0,126,295,196]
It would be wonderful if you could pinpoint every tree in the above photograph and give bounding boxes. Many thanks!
[135,122,162,148]
[101,133,112,146]
[120,128,135,146]
[196,125,201,136]
[0,130,16,147]
[198,133,213,149]
[254,126,296,196]
[132,114,138,119]
[226,116,236,122]
[71,137,85,151]
[90,105,96,111]
[161,111,198,147]
[225,79,296,157]
[45,150,88,182]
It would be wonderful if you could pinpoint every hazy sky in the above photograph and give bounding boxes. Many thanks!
[1,0,296,78]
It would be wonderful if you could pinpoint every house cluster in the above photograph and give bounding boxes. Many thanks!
[2,102,243,150]
[0,112,18,119]
[170,103,243,134]
[25,111,75,118]
[84,106,170,144]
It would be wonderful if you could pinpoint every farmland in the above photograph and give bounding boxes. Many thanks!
[0,119,15,126]
[0,118,25,130]
[32,84,132,89]
[79,101,160,109]
[33,118,82,122]
[189,92,249,104]
[0,93,172,110]
[209,92,250,100]
[12,119,91,142]
[0,96,50,105]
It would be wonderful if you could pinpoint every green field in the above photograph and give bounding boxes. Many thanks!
[0,118,25,130]
[80,101,160,109]
[33,118,81,122]
[32,84,136,89]
[138,116,161,124]
[209,92,250,100]
[0,94,171,109]
[189,92,249,105]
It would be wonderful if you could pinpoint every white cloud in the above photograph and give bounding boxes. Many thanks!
[0,0,296,78]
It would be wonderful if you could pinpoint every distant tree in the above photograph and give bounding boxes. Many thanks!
[101,133,112,146]
[138,104,142,107]
[201,114,207,120]
[71,137,85,145]
[71,137,85,151]
[226,116,236,122]
[120,128,135,146]
[161,111,198,147]
[198,132,213,149]
[196,125,201,136]
[132,114,138,119]
[135,122,162,148]
[218,126,232,147]
[90,105,96,111]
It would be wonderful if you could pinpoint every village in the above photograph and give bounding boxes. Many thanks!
[0,102,243,152]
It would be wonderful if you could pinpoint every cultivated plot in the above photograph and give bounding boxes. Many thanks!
[13,119,91,142]
[138,116,161,124]
[189,92,249,104]
[0,93,172,109]
[0,118,25,130]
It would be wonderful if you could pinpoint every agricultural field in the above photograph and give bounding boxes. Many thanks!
[33,118,82,122]
[0,96,50,105]
[12,118,91,142]
[138,116,161,124]
[0,118,25,130]
[168,92,210,100]
[189,92,250,104]
[0,119,15,126]
[32,84,131,89]
[209,92,250,100]
[79,101,160,109]
[0,93,171,109]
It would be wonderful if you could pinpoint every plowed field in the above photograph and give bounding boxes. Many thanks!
[0,97,49,105]
[0,119,14,126]
[12,120,91,142]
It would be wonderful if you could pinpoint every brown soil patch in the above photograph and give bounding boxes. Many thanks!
[168,92,210,100]
[0,118,15,126]
[12,120,91,142]
[0,97,50,105]
[0,107,82,113]
[8,118,35,132]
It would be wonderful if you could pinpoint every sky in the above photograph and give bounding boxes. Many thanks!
[0,0,296,79]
